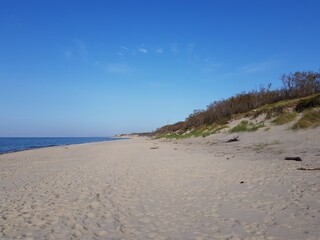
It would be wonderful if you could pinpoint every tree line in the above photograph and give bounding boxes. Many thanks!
[155,70,320,134]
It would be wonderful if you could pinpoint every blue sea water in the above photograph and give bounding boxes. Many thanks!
[0,137,126,154]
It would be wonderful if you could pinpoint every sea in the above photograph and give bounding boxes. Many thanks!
[0,137,127,154]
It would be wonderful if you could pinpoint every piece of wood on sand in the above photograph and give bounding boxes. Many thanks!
[284,157,302,161]
[226,136,239,143]
[297,167,320,170]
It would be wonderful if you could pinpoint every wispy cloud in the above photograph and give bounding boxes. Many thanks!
[64,50,73,59]
[74,38,88,60]
[62,39,88,61]
[239,59,280,73]
[117,46,131,58]
[117,52,125,58]
[138,47,148,54]
[106,63,132,73]
[155,48,163,54]
[201,63,221,73]
[118,45,151,56]
[120,46,129,51]
[118,44,166,56]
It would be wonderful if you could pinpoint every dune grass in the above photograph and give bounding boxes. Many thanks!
[156,124,227,139]
[250,94,320,119]
[292,109,320,129]
[201,124,227,137]
[272,112,297,125]
[230,120,265,133]
[295,93,320,112]
[155,94,320,139]
[250,98,299,119]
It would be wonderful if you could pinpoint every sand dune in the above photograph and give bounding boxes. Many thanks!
[0,127,319,239]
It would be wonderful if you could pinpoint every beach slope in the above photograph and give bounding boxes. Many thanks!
[0,132,319,239]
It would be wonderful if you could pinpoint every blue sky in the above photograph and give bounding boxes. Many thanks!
[1,0,319,137]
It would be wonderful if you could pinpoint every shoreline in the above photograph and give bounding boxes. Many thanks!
[0,137,130,155]
[0,131,319,239]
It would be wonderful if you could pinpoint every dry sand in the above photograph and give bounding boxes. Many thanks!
[0,126,320,239]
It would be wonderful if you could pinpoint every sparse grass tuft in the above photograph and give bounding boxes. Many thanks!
[251,140,281,152]
[202,124,227,137]
[230,120,265,133]
[250,122,265,131]
[292,109,320,129]
[272,111,297,125]
[230,120,250,132]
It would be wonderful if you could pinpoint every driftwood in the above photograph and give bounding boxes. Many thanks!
[284,157,302,161]
[297,167,320,171]
[226,136,239,143]
[150,146,159,149]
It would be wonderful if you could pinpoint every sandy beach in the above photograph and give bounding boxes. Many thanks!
[1,127,320,239]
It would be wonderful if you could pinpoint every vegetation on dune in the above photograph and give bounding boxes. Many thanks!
[249,98,299,119]
[229,120,265,133]
[201,124,227,137]
[254,94,320,125]
[292,109,320,129]
[272,112,298,125]
[154,70,320,137]
[295,94,320,112]
[156,124,227,139]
